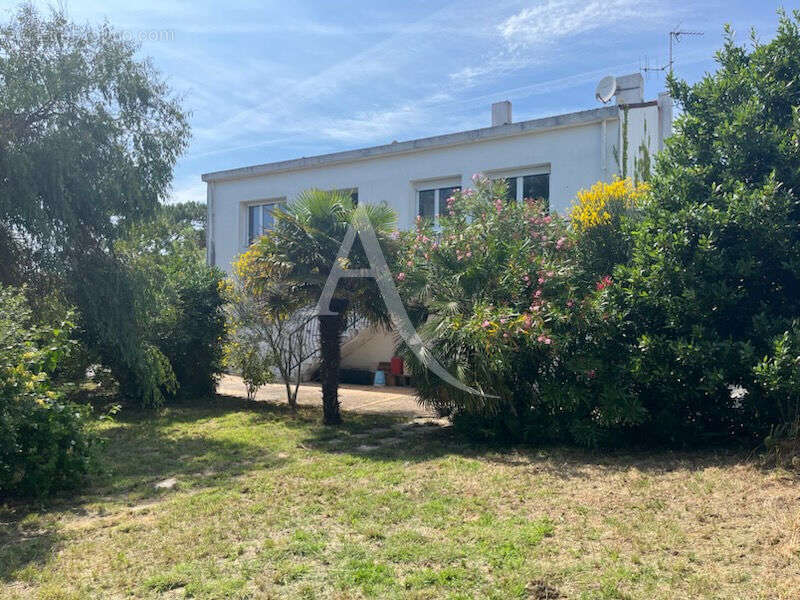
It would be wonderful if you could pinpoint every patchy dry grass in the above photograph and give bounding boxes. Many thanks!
[1,395,798,599]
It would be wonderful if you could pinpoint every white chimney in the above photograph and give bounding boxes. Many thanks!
[614,73,644,104]
[491,100,512,126]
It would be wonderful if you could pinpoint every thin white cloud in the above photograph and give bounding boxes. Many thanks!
[451,0,670,86]
[499,0,651,49]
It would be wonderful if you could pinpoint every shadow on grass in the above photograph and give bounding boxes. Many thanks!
[294,403,767,481]
[0,392,781,583]
[0,394,308,582]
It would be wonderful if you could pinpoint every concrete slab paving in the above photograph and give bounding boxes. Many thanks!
[217,374,434,419]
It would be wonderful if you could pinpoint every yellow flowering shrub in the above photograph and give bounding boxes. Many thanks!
[570,177,649,232]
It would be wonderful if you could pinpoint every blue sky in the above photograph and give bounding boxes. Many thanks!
[8,0,799,203]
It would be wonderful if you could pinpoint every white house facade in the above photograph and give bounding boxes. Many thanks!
[203,73,672,374]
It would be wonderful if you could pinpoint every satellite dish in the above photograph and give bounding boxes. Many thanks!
[595,75,617,104]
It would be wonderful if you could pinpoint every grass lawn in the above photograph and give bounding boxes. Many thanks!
[1,395,798,599]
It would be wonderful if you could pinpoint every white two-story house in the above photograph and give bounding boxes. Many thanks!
[203,73,672,376]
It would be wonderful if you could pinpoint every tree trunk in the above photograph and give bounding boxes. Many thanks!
[318,301,346,425]
[285,381,298,412]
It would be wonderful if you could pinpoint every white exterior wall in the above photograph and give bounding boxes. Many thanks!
[204,97,671,373]
[619,103,660,181]
[340,326,397,371]
[207,114,625,274]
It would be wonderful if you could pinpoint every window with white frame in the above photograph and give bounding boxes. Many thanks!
[416,184,461,224]
[498,172,550,209]
[247,201,284,245]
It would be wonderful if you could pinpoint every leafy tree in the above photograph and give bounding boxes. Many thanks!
[161,201,207,249]
[0,4,190,404]
[610,11,800,444]
[224,273,317,410]
[115,206,226,400]
[239,190,397,425]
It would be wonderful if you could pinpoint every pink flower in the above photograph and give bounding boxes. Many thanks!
[481,320,490,328]
[500,317,507,324]
[523,275,530,283]
[587,369,596,379]
[396,272,406,281]
[466,251,472,258]
[596,275,613,291]
[567,299,575,308]
[556,237,567,250]
[544,337,552,345]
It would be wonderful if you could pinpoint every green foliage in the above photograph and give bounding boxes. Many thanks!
[608,11,800,444]
[0,5,190,405]
[397,177,639,446]
[116,206,227,402]
[223,333,275,401]
[0,286,98,497]
[754,324,800,464]
[0,5,189,255]
[238,190,398,424]
[570,178,649,281]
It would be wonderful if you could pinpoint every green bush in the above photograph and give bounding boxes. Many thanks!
[607,12,800,445]
[0,286,98,497]
[754,325,800,465]
[397,176,638,446]
[116,209,226,403]
[569,177,649,281]
[397,13,800,449]
[224,333,275,401]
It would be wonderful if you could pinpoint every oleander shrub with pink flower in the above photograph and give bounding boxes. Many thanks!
[396,14,800,449]
[396,176,642,446]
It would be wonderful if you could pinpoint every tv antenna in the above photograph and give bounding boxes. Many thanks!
[643,28,704,77]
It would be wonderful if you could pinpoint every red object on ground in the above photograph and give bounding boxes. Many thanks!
[390,356,404,376]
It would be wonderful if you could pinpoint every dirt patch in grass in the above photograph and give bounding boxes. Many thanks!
[1,397,798,599]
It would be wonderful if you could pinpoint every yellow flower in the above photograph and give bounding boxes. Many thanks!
[570,177,649,232]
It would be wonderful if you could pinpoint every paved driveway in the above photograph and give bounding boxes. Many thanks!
[217,374,434,418]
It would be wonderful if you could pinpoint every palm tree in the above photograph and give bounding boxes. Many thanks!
[242,189,397,425]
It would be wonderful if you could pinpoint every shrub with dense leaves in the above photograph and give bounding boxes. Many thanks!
[570,177,649,280]
[397,176,641,446]
[0,286,98,497]
[116,209,227,403]
[606,12,800,445]
[0,5,190,407]
[400,13,800,448]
